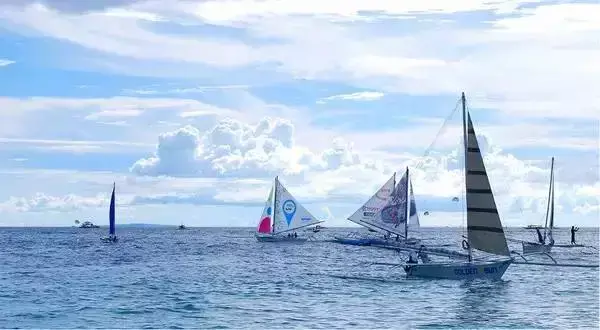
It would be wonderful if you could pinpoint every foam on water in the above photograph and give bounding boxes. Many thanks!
[0,227,598,328]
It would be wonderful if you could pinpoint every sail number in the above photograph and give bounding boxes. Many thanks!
[454,266,498,275]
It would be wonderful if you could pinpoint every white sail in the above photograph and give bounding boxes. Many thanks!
[464,113,510,256]
[408,179,420,229]
[273,179,321,233]
[544,157,555,244]
[347,174,396,230]
[365,171,409,236]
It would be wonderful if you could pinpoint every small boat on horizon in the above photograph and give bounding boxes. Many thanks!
[101,183,118,243]
[75,220,100,228]
[178,224,186,230]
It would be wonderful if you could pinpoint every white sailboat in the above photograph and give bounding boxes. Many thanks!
[335,168,421,246]
[522,157,555,254]
[255,177,324,243]
[403,92,513,280]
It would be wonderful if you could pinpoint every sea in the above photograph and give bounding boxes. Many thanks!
[1,227,598,329]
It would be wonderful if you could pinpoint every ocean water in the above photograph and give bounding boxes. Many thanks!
[1,227,598,329]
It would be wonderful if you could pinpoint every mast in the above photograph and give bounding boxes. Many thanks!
[272,177,278,234]
[461,92,473,262]
[544,157,555,242]
[405,167,409,239]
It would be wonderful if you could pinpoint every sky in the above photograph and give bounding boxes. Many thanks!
[0,0,598,228]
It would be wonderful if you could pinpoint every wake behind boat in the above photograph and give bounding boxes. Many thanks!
[101,183,118,243]
[255,177,324,243]
[402,92,513,280]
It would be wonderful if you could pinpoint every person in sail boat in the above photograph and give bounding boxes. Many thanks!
[407,250,418,264]
[535,228,544,244]
[396,235,399,241]
[571,226,579,244]
[294,232,297,238]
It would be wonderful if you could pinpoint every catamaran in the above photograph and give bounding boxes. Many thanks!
[521,157,556,254]
[255,177,324,243]
[335,168,421,246]
[101,183,118,243]
[403,92,513,280]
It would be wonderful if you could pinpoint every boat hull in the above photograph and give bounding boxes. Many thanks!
[333,236,373,246]
[404,259,512,280]
[522,241,553,254]
[101,235,118,243]
[255,235,307,243]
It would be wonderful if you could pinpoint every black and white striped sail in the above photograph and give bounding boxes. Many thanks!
[465,113,510,256]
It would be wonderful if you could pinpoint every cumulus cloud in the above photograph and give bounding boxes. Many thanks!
[130,116,377,178]
[0,192,108,212]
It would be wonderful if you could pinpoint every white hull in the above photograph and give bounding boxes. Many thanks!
[404,258,512,280]
[522,241,553,254]
[255,234,307,243]
[101,235,118,243]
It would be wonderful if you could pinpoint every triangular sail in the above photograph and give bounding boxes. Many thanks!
[464,112,509,256]
[363,171,408,237]
[544,157,555,243]
[408,179,420,229]
[257,185,274,234]
[347,174,396,231]
[273,179,321,233]
[109,183,116,236]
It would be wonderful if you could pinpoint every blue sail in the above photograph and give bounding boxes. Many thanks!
[109,183,116,236]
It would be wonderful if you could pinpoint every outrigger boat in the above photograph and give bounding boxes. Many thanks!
[255,177,324,243]
[335,167,421,247]
[521,157,556,254]
[402,93,513,280]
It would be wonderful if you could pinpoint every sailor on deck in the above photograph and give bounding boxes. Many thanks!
[571,226,579,244]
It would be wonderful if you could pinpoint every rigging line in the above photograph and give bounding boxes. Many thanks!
[410,98,462,170]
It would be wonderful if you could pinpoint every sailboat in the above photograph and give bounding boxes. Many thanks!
[255,176,324,242]
[335,168,421,246]
[403,92,513,280]
[522,157,555,254]
[101,183,118,243]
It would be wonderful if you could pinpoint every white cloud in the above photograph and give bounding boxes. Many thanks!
[188,0,540,23]
[130,116,379,177]
[0,59,15,66]
[317,91,384,104]
[0,192,108,212]
[1,2,599,122]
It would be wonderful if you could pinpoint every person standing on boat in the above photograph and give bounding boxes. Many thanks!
[571,226,579,244]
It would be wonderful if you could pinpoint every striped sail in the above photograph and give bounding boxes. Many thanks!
[465,113,509,256]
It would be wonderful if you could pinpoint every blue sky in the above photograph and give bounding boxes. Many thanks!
[0,0,598,227]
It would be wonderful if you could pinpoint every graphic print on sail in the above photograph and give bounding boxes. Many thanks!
[255,177,324,242]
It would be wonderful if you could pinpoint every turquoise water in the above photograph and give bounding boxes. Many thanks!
[1,227,598,329]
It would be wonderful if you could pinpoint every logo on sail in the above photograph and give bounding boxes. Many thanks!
[282,200,296,226]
